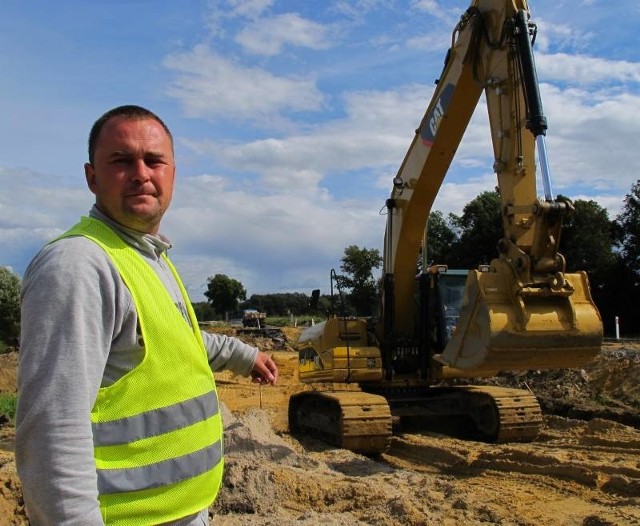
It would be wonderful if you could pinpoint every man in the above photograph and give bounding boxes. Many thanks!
[16,105,278,525]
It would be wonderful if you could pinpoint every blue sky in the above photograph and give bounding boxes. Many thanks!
[1,0,639,302]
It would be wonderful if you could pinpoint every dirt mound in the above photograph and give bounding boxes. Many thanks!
[213,406,640,525]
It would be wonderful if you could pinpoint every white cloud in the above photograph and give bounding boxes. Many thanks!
[181,84,433,191]
[533,18,594,54]
[205,0,274,36]
[405,30,451,52]
[433,174,498,216]
[537,52,640,85]
[164,45,326,122]
[0,167,93,276]
[540,85,640,195]
[332,0,388,19]
[411,0,458,23]
[226,0,273,19]
[236,13,332,56]
[175,65,639,224]
[0,168,90,228]
[164,173,386,296]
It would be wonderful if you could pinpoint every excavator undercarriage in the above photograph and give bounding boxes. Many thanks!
[289,385,542,455]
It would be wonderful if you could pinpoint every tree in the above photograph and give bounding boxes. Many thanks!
[204,274,246,319]
[425,210,457,267]
[338,245,382,316]
[449,190,502,268]
[241,293,311,317]
[560,198,616,275]
[612,180,640,335]
[191,302,216,322]
[0,267,21,347]
[559,198,618,335]
[615,179,640,278]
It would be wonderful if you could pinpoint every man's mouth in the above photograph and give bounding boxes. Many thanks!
[126,192,156,198]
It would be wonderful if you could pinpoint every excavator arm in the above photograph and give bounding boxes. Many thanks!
[379,0,602,376]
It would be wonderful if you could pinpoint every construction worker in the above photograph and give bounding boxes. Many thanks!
[16,105,278,525]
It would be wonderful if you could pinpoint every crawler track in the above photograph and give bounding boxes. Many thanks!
[288,391,392,454]
[460,385,542,442]
[375,384,542,443]
[289,385,542,453]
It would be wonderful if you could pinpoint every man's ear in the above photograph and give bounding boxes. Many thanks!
[85,163,97,194]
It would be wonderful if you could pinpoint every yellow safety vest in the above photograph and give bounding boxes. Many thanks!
[61,217,223,526]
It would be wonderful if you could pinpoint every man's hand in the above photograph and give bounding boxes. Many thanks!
[250,351,278,385]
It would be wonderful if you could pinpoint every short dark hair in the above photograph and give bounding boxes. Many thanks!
[87,105,174,164]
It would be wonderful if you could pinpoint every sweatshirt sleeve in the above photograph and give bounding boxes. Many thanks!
[202,331,258,376]
[16,238,128,525]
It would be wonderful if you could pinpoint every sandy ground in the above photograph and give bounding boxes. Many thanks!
[0,329,639,525]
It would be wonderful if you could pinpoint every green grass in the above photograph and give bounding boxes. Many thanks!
[0,393,17,423]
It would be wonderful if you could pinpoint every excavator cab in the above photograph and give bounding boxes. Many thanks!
[439,271,467,342]
[420,266,468,350]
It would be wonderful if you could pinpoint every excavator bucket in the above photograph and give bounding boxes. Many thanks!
[435,261,603,376]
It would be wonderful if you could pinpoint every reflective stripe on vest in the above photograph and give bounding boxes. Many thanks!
[92,390,219,447]
[97,439,223,494]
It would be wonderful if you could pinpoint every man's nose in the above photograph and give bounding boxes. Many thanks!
[130,159,151,182]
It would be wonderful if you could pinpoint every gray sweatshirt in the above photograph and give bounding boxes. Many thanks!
[16,207,258,526]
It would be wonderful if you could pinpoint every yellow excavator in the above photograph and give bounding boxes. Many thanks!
[288,0,603,454]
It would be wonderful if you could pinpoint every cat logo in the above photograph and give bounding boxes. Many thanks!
[421,83,454,147]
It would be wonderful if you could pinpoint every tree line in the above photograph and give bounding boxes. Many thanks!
[2,179,640,348]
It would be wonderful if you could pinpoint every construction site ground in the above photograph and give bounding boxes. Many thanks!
[0,327,638,525]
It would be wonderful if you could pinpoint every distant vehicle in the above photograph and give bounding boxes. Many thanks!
[242,309,266,328]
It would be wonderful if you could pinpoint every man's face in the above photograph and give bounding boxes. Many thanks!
[84,116,175,234]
